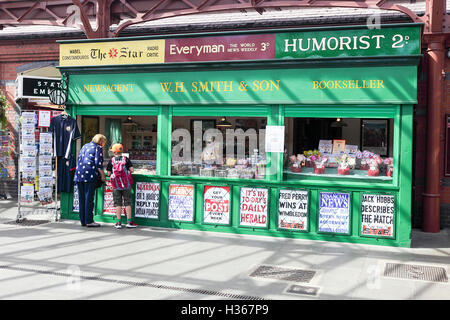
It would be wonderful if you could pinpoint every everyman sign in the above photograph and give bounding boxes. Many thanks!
[59,24,421,67]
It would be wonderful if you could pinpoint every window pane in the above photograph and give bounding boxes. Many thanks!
[284,117,394,180]
[171,116,266,179]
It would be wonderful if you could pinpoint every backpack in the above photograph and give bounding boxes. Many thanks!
[110,156,133,190]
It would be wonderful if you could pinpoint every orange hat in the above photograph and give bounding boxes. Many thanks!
[111,143,123,153]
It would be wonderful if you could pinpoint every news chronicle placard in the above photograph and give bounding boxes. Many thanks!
[278,189,309,231]
[203,186,231,225]
[239,187,268,228]
[134,182,160,219]
[318,192,350,234]
[168,184,195,222]
[361,194,395,237]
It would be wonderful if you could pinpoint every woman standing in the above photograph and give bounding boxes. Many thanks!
[74,134,106,227]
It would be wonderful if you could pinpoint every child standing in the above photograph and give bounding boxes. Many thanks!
[106,143,137,229]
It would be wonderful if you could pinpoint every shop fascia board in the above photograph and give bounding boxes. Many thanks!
[57,55,422,75]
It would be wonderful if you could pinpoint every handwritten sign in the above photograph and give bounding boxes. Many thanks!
[278,189,308,231]
[203,186,230,225]
[318,192,350,234]
[361,194,395,237]
[239,187,268,228]
[134,182,160,219]
[168,184,195,222]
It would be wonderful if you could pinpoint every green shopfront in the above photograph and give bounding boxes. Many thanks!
[59,23,421,247]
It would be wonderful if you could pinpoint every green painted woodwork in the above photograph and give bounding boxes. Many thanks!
[67,65,417,106]
[62,103,413,247]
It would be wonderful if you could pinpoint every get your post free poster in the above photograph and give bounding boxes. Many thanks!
[134,182,160,219]
[203,186,231,225]
[318,192,350,234]
[361,194,395,237]
[278,189,309,231]
[168,184,195,222]
[239,187,268,228]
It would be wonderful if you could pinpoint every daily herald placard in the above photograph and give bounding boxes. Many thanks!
[203,186,231,225]
[361,194,395,237]
[278,189,309,231]
[239,187,268,228]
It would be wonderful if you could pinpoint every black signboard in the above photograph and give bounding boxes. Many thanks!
[19,76,61,99]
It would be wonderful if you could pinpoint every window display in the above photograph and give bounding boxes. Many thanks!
[171,116,267,179]
[284,118,394,179]
[78,115,157,175]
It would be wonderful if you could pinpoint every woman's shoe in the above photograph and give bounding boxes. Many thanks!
[86,222,101,227]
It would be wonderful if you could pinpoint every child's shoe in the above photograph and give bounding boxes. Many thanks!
[114,222,122,229]
[126,221,138,228]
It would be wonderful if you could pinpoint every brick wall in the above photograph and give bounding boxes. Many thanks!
[0,38,59,199]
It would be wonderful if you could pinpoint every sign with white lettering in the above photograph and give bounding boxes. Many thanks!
[318,192,351,234]
[203,186,231,225]
[361,194,395,237]
[168,184,195,222]
[278,189,309,231]
[239,187,268,228]
[16,76,61,99]
[134,182,160,219]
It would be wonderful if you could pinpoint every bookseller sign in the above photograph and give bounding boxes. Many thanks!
[361,194,395,237]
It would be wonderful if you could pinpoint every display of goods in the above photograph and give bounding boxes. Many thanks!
[386,167,393,177]
[290,164,302,173]
[214,169,227,177]
[200,168,214,177]
[338,167,350,175]
[314,165,325,174]
[368,169,380,176]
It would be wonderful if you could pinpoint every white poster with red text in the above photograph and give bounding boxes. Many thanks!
[239,187,268,228]
[203,186,230,225]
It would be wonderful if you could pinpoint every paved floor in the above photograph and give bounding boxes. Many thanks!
[0,199,449,300]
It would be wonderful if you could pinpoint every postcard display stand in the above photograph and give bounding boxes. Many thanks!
[17,111,58,222]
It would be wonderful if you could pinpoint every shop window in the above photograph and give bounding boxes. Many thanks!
[171,116,266,179]
[78,115,157,175]
[284,117,394,179]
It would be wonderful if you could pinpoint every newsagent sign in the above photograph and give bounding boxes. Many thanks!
[59,24,420,67]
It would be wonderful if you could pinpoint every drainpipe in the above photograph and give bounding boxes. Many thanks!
[423,37,445,233]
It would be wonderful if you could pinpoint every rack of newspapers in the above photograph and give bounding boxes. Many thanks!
[17,111,58,222]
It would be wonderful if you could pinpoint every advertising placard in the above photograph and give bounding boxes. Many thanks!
[168,184,195,222]
[361,194,395,237]
[134,182,160,219]
[203,186,231,225]
[318,192,350,234]
[103,180,125,216]
[278,189,309,231]
[239,187,268,228]
[73,184,79,213]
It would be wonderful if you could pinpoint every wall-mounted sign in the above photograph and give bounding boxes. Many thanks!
[265,126,285,153]
[203,185,231,225]
[60,25,420,67]
[361,194,395,237]
[239,187,268,228]
[318,192,350,234]
[168,184,195,222]
[16,76,61,99]
[134,182,160,219]
[278,189,309,231]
